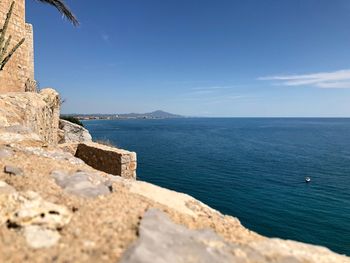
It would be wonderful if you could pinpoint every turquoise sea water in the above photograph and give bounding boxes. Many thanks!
[84,118,350,255]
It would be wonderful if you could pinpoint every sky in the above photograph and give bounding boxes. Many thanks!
[26,0,350,117]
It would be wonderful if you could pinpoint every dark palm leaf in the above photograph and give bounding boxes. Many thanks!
[36,0,79,26]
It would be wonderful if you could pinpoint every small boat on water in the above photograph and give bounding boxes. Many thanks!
[305,177,311,183]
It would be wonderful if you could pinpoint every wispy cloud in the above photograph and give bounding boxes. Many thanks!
[181,94,248,105]
[259,69,350,89]
[183,94,245,101]
[188,86,234,95]
[176,85,252,104]
[191,86,233,91]
[204,95,248,104]
[101,33,110,43]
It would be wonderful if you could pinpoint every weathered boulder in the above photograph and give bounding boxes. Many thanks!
[0,181,16,195]
[0,186,72,249]
[0,190,72,229]
[0,88,60,145]
[120,209,237,263]
[24,225,61,249]
[0,125,42,145]
[75,142,137,179]
[128,181,212,218]
[121,209,350,263]
[0,147,13,159]
[4,165,24,176]
[51,170,113,198]
[59,119,92,144]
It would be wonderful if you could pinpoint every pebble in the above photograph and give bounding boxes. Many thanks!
[0,180,16,194]
[0,148,13,159]
[24,226,60,249]
[4,165,23,176]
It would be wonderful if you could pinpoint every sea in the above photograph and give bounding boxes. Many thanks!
[83,118,350,255]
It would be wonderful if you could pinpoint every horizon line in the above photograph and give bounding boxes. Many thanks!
[62,113,350,119]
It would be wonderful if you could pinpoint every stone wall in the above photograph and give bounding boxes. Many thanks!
[75,142,137,179]
[0,0,35,93]
[25,23,34,81]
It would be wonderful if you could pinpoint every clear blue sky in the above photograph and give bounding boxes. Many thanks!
[27,0,350,117]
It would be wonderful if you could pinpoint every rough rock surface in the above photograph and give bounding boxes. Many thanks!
[0,147,13,159]
[0,187,72,249]
[121,209,348,263]
[0,190,72,228]
[0,180,15,194]
[52,170,113,198]
[4,165,24,176]
[0,91,349,263]
[15,145,84,165]
[24,226,61,249]
[0,89,60,145]
[120,209,238,263]
[59,119,92,144]
[0,126,42,145]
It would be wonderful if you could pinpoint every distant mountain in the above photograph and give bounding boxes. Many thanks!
[118,110,183,119]
[145,110,183,118]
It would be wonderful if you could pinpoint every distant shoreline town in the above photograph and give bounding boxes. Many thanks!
[69,110,184,120]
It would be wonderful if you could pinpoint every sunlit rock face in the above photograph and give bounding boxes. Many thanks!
[0,88,60,145]
[58,119,92,144]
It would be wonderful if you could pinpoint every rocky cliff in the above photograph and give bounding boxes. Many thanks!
[0,90,349,263]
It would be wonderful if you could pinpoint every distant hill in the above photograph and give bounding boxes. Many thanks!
[145,110,183,118]
[118,110,183,119]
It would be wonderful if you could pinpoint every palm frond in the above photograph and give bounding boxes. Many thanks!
[36,0,79,26]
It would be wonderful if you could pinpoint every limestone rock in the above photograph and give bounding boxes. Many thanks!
[0,147,13,159]
[120,209,237,263]
[4,165,24,176]
[0,181,16,195]
[128,181,214,218]
[57,142,79,156]
[25,79,38,93]
[0,126,42,145]
[0,88,60,145]
[51,170,112,198]
[59,119,92,144]
[121,209,350,263]
[0,190,72,229]
[246,238,350,263]
[0,115,9,126]
[14,145,84,165]
[2,125,33,134]
[24,225,61,249]
[0,186,72,249]
[75,142,137,179]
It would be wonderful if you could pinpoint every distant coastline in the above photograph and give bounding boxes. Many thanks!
[69,110,184,121]
[67,115,350,121]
